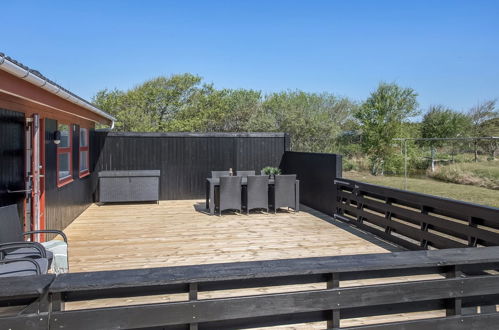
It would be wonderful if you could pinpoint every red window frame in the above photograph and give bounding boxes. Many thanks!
[79,127,90,178]
[56,123,73,187]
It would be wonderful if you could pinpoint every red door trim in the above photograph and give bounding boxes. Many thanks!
[39,118,46,241]
[25,114,46,242]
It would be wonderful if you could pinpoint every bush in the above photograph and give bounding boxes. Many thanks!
[384,154,405,175]
[343,156,371,172]
[428,161,499,190]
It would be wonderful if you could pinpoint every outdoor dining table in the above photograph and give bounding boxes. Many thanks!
[205,177,300,215]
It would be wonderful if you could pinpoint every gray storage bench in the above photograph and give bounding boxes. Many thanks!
[98,170,160,203]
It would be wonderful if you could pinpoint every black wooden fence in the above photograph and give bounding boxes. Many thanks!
[2,246,499,329]
[92,132,289,200]
[335,178,499,250]
[280,151,342,215]
[3,149,499,329]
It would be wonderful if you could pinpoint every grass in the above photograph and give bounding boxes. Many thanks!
[428,161,499,190]
[344,171,499,208]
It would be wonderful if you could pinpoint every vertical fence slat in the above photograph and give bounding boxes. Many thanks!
[327,273,340,329]
[190,283,198,330]
[445,266,462,317]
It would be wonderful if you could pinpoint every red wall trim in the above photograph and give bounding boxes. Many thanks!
[56,123,74,187]
[79,127,90,178]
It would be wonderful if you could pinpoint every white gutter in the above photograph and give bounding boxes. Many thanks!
[0,54,116,126]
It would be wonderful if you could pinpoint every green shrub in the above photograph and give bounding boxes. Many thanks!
[428,161,499,190]
[261,166,282,175]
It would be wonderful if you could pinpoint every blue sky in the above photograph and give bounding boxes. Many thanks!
[2,0,498,113]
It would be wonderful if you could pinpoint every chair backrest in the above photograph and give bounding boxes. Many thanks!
[219,176,242,205]
[0,204,24,243]
[247,175,269,211]
[275,174,296,189]
[236,170,256,178]
[274,174,297,207]
[247,175,268,193]
[211,171,230,178]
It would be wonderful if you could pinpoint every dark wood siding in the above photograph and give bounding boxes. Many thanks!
[0,108,25,208]
[44,119,93,234]
[93,132,288,200]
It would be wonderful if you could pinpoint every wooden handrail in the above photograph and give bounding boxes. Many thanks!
[2,247,499,329]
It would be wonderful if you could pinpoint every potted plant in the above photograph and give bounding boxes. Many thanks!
[261,166,282,179]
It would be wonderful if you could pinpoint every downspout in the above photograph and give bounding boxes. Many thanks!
[0,54,116,127]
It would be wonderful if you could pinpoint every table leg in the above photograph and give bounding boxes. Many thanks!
[205,180,209,209]
[295,180,300,212]
[209,183,215,215]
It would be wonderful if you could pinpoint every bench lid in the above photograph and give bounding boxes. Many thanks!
[98,170,161,177]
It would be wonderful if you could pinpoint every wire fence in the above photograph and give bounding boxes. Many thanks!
[341,137,499,207]
[394,137,499,190]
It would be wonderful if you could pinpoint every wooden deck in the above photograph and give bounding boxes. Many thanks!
[64,200,444,328]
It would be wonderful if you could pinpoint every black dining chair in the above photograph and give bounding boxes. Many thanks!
[216,176,242,216]
[211,171,231,178]
[272,174,297,213]
[236,170,256,178]
[246,175,269,214]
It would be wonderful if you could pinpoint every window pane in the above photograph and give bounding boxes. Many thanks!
[58,124,70,148]
[80,128,88,147]
[58,153,71,179]
[80,151,89,171]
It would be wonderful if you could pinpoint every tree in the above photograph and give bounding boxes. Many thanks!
[467,99,498,161]
[355,82,419,175]
[167,88,262,132]
[251,91,355,153]
[479,117,499,160]
[419,105,470,170]
[420,105,470,144]
[93,89,128,130]
[92,74,357,153]
[468,99,498,133]
[93,74,204,132]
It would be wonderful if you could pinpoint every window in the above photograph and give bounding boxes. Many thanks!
[57,123,73,186]
[79,127,90,177]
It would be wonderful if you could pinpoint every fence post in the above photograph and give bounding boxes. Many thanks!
[332,155,343,215]
[327,273,340,329]
[51,292,65,312]
[419,206,430,249]
[189,283,198,330]
[384,197,393,234]
[354,185,364,224]
[468,216,478,247]
[445,265,462,316]
[403,139,408,190]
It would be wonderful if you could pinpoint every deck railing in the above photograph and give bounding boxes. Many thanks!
[2,247,499,329]
[334,178,499,251]
[2,161,499,329]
